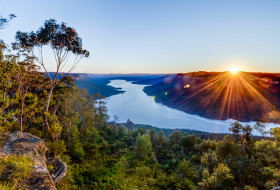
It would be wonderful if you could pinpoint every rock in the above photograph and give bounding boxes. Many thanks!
[50,158,67,184]
[0,132,67,190]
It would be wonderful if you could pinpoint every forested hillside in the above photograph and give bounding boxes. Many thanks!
[144,72,280,123]
[1,19,280,190]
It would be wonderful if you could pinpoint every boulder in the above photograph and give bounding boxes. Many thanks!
[0,132,67,190]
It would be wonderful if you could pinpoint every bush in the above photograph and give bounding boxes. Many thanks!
[0,154,34,188]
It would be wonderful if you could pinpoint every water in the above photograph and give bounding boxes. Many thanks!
[106,80,279,134]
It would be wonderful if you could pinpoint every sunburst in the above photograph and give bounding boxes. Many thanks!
[180,71,275,121]
[229,66,241,74]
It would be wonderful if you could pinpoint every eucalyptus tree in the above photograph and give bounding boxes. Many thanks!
[0,42,17,133]
[14,60,39,132]
[0,14,16,29]
[0,42,16,101]
[14,19,89,140]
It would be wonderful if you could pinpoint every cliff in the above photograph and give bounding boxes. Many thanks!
[0,132,67,190]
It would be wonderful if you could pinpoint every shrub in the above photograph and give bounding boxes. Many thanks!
[0,154,34,188]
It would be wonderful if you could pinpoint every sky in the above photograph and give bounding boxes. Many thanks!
[0,0,280,74]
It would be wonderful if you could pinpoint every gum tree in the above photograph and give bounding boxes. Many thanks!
[14,60,39,132]
[0,14,16,29]
[14,19,89,141]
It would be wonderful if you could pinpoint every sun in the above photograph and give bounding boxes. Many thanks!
[229,66,241,74]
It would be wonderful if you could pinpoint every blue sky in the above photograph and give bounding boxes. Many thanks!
[0,0,280,73]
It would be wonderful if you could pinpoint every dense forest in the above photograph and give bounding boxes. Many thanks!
[1,18,280,190]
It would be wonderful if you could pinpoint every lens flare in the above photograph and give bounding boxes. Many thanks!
[184,84,190,88]
[180,71,276,121]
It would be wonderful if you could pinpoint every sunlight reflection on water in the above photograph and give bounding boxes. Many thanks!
[106,80,279,135]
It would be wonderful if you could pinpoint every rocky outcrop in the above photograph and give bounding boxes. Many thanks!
[49,158,67,184]
[0,132,67,190]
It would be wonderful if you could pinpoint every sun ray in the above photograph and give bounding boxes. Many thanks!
[238,73,273,109]
[184,73,229,100]
[176,70,276,122]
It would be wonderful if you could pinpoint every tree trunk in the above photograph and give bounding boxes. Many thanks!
[45,85,55,142]
[67,122,71,149]
[20,100,23,132]
[46,85,54,112]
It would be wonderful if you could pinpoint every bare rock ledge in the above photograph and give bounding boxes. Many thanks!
[0,132,67,190]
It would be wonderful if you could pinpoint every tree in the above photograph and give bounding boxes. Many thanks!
[0,42,17,132]
[158,130,166,145]
[254,121,268,137]
[135,134,152,161]
[198,163,234,189]
[149,128,157,147]
[54,80,79,149]
[177,159,195,180]
[242,124,253,144]
[181,133,197,151]
[201,151,218,172]
[0,14,16,29]
[229,121,242,142]
[14,60,39,132]
[169,130,182,145]
[0,42,16,101]
[126,119,134,130]
[270,127,280,142]
[254,139,280,168]
[14,19,89,140]
[216,135,237,160]
[229,121,253,147]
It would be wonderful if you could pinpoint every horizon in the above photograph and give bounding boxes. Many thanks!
[68,70,280,75]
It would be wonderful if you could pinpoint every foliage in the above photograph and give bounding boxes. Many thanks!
[135,134,152,161]
[0,14,16,29]
[13,19,89,141]
[198,163,234,189]
[0,154,33,188]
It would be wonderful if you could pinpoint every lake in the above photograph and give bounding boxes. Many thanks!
[106,80,279,134]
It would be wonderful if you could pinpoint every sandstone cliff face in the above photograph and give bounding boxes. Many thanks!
[0,132,67,190]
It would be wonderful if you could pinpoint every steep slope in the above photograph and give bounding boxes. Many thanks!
[144,71,280,122]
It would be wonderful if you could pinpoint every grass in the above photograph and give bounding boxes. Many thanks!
[0,154,34,188]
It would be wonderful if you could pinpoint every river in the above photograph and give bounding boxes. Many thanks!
[106,80,279,134]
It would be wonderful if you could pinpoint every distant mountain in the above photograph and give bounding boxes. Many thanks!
[133,74,175,85]
[48,72,124,97]
[143,71,280,123]
[74,80,123,97]
[71,73,168,97]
